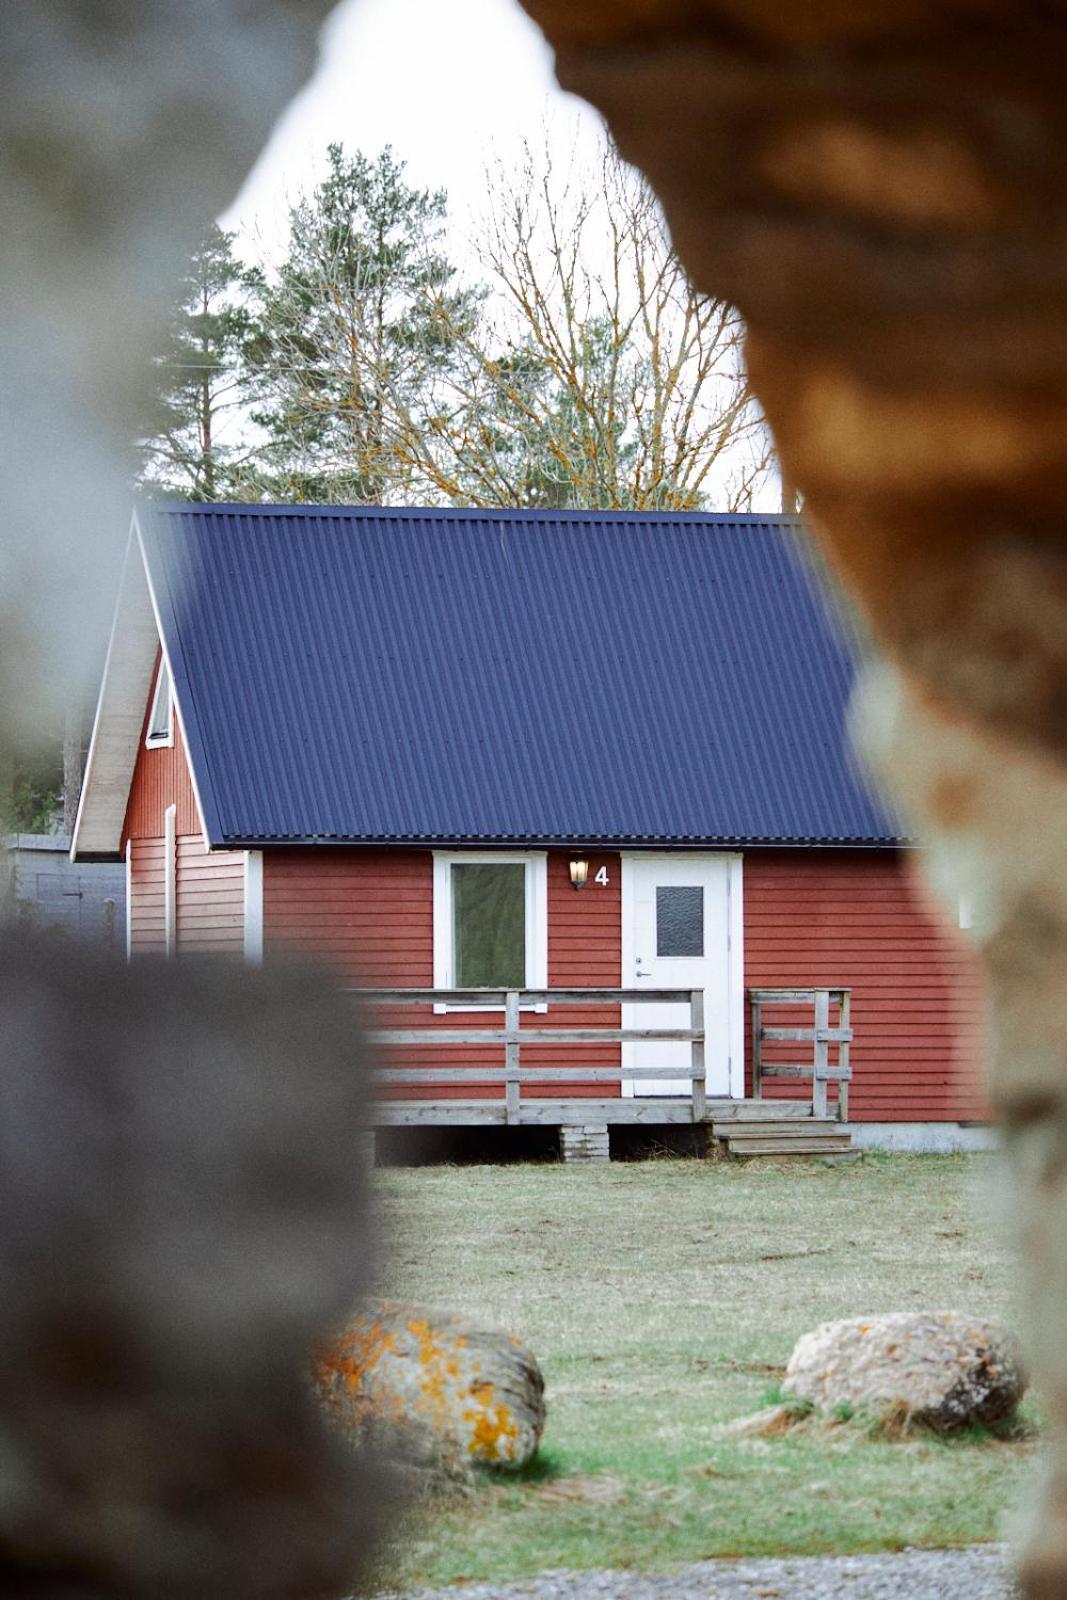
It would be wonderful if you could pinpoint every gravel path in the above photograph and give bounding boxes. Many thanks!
[383,1545,1017,1599]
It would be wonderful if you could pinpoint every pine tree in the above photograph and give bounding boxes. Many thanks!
[138,223,259,500]
[244,145,480,504]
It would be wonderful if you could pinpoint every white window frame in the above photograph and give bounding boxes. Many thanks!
[145,656,174,748]
[432,851,548,1012]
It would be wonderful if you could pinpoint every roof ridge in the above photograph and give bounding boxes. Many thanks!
[144,500,805,527]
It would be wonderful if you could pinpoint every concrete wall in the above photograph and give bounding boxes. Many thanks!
[845,1122,999,1154]
[4,834,125,951]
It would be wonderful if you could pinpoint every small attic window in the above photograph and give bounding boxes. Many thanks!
[146,658,173,747]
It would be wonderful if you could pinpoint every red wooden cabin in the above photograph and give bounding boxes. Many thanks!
[73,504,985,1158]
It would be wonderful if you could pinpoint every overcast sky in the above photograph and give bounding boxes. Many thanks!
[220,0,779,509]
[222,0,605,259]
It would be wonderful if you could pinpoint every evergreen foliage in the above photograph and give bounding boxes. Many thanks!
[138,223,259,499]
[242,144,481,503]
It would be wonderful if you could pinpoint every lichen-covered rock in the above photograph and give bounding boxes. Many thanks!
[783,1310,1026,1430]
[313,1300,546,1472]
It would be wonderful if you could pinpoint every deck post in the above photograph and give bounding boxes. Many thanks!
[837,989,851,1123]
[751,995,762,1100]
[504,989,521,1126]
[690,988,706,1122]
[812,988,830,1118]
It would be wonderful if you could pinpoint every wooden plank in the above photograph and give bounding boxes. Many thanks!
[374,1064,696,1084]
[707,1101,812,1121]
[376,1101,508,1126]
[723,1137,853,1155]
[369,1028,701,1046]
[838,989,851,1123]
[505,989,521,1125]
[353,987,693,1006]
[813,988,829,1117]
[376,1070,510,1083]
[724,1125,852,1141]
[760,1027,853,1043]
[690,988,706,1123]
[356,988,508,1006]
[517,1099,698,1125]
[372,1096,789,1130]
[510,988,691,1005]
[747,988,819,1004]
[371,1031,506,1046]
[751,996,762,1101]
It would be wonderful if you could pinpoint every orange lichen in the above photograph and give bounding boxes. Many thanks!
[313,1317,405,1427]
[463,1381,521,1462]
[314,1309,538,1467]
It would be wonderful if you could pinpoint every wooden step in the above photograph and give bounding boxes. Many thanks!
[707,1101,815,1121]
[713,1118,842,1138]
[719,1136,854,1156]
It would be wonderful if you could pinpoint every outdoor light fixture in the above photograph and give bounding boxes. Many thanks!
[569,859,589,890]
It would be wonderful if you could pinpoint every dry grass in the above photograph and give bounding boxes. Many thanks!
[368,1153,1037,1589]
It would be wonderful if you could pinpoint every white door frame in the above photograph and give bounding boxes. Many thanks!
[620,852,745,1100]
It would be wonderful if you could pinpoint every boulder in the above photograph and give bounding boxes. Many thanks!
[313,1300,546,1472]
[782,1310,1026,1430]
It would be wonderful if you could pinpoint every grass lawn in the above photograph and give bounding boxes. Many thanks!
[370,1153,1036,1589]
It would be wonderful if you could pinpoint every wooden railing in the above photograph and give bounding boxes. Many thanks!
[350,987,707,1123]
[749,987,853,1121]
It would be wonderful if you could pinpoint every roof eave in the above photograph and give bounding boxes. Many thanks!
[219,833,911,850]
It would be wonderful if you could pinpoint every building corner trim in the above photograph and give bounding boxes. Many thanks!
[244,849,264,965]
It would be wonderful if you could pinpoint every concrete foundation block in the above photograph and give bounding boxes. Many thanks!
[559,1124,610,1163]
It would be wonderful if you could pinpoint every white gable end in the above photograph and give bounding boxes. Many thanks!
[71,516,162,860]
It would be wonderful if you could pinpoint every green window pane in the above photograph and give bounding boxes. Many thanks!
[453,863,526,988]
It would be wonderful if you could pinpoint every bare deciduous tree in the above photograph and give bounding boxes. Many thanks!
[391,139,772,510]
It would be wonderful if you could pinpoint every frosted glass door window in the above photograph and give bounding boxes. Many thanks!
[656,885,704,957]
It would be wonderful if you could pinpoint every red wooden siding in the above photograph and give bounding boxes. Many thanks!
[122,660,201,844]
[263,849,622,1099]
[124,662,245,956]
[128,835,245,956]
[175,837,245,956]
[129,836,165,955]
[743,851,986,1122]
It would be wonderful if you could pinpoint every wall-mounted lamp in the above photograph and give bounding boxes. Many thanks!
[569,858,589,890]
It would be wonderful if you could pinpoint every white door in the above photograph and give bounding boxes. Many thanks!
[622,854,743,1099]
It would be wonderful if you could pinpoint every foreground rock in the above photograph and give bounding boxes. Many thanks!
[783,1311,1026,1430]
[314,1300,545,1473]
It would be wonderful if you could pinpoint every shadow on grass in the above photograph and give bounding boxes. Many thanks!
[482,1446,567,1486]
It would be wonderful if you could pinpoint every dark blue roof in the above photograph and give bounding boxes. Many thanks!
[140,504,901,847]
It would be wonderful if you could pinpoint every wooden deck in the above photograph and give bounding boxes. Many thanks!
[354,987,853,1156]
[372,1094,818,1128]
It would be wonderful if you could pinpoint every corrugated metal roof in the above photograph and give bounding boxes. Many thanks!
[139,504,901,848]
